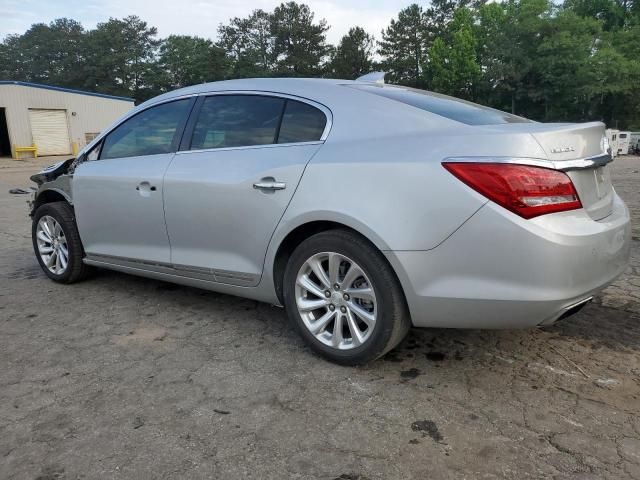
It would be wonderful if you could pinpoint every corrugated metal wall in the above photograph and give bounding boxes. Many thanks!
[0,84,134,156]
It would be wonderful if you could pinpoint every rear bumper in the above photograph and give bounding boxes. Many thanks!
[386,193,632,328]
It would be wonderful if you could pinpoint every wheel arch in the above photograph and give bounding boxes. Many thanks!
[269,215,396,305]
[31,188,72,216]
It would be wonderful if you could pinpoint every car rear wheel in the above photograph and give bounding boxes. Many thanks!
[283,229,410,365]
[32,201,91,283]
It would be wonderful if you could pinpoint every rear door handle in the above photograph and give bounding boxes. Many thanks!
[136,181,156,196]
[253,180,286,191]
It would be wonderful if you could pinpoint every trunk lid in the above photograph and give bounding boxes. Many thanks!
[526,121,604,160]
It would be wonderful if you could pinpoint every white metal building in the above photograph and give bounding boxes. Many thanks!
[0,81,134,158]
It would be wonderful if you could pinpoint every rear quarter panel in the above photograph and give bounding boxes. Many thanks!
[274,129,548,253]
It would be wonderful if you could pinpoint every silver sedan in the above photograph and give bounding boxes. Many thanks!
[29,75,632,364]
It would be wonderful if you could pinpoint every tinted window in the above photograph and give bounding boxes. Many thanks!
[278,100,327,143]
[101,99,191,159]
[191,95,285,150]
[348,84,530,125]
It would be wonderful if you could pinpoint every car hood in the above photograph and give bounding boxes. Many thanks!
[30,159,74,186]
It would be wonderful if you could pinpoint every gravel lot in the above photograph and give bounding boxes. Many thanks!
[1,155,639,480]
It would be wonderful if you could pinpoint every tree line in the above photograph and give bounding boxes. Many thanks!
[1,0,639,128]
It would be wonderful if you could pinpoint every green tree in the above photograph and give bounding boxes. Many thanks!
[536,10,601,121]
[0,19,86,88]
[2,3,640,128]
[476,0,553,115]
[591,25,640,127]
[327,27,375,79]
[83,16,161,102]
[562,0,640,126]
[218,9,274,78]
[157,35,228,90]
[425,0,473,41]
[426,8,480,98]
[426,38,450,91]
[564,0,627,30]
[270,2,330,76]
[0,35,25,80]
[378,4,430,87]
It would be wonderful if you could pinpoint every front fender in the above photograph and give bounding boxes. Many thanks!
[29,175,73,216]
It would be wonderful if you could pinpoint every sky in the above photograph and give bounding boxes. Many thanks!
[0,0,416,44]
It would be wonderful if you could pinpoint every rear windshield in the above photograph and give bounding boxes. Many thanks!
[348,84,531,125]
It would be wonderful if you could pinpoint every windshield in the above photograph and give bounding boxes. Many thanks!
[348,84,531,126]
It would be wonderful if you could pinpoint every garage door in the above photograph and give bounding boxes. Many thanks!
[29,109,71,155]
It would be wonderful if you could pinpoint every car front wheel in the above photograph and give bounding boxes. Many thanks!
[32,201,91,283]
[283,229,410,365]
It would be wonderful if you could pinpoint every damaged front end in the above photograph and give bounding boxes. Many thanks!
[28,158,76,216]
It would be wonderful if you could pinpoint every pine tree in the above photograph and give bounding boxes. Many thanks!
[270,2,330,76]
[378,4,430,87]
[156,35,228,90]
[426,8,480,99]
[218,9,274,78]
[327,27,375,79]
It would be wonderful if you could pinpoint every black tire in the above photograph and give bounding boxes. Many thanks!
[283,229,410,365]
[32,201,92,283]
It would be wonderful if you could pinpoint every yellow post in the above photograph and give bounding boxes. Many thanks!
[72,142,78,156]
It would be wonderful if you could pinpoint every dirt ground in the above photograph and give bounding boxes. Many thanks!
[1,155,639,480]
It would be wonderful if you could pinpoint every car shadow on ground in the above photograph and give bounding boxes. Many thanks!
[546,303,640,350]
[62,266,640,373]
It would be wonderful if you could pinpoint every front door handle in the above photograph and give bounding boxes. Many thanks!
[253,179,286,191]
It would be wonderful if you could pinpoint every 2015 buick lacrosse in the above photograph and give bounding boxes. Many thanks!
[29,74,631,364]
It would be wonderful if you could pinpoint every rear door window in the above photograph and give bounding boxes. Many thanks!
[278,100,327,143]
[190,95,285,150]
[188,95,328,150]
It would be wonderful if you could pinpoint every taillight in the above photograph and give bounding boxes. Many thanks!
[443,162,582,219]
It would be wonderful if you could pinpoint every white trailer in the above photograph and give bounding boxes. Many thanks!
[606,129,619,158]
[617,131,631,155]
[629,132,640,154]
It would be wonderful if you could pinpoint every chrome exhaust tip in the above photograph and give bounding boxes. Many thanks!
[556,296,593,323]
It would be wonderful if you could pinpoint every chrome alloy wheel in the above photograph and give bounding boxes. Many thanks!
[36,215,69,275]
[295,252,377,350]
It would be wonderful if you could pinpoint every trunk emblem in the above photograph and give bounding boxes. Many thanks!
[550,146,575,153]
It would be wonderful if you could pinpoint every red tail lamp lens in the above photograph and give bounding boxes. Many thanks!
[443,162,582,219]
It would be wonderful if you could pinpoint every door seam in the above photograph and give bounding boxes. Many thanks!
[257,144,325,284]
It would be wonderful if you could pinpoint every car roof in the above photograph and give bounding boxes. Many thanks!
[130,78,471,144]
[140,78,359,110]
